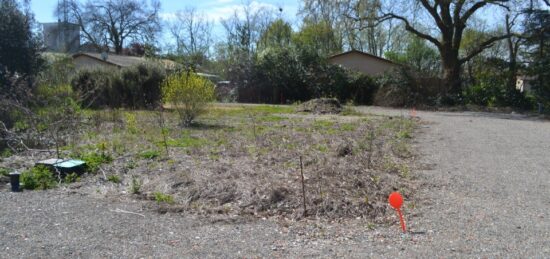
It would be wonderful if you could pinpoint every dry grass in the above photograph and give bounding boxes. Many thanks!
[1,104,419,222]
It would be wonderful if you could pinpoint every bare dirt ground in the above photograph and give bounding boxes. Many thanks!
[1,106,550,258]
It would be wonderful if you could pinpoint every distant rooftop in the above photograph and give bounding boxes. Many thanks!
[72,52,181,70]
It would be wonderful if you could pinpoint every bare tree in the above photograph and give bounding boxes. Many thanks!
[353,0,515,98]
[221,2,275,55]
[169,7,212,65]
[300,0,406,56]
[59,0,161,54]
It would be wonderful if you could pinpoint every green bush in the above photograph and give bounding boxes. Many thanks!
[113,63,166,108]
[71,68,116,108]
[71,63,166,109]
[162,71,215,126]
[374,69,416,107]
[21,165,57,190]
[345,72,379,105]
[242,47,378,104]
[464,67,533,109]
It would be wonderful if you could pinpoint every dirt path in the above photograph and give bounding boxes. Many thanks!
[360,107,550,257]
[1,107,549,257]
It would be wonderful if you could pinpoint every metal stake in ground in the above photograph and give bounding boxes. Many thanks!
[299,156,307,218]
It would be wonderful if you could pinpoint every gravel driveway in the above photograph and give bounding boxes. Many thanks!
[1,107,549,258]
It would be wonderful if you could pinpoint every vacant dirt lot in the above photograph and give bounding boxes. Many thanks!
[1,107,549,257]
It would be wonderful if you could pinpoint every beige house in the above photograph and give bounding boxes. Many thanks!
[328,50,400,77]
[72,52,180,71]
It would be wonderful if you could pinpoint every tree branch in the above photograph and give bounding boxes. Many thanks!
[378,13,442,48]
[419,0,446,31]
[460,34,510,63]
[461,0,510,24]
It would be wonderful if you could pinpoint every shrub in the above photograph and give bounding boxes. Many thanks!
[345,73,378,105]
[71,63,166,109]
[162,71,215,126]
[71,69,116,108]
[21,165,57,190]
[112,63,166,108]
[464,68,533,109]
[374,69,416,107]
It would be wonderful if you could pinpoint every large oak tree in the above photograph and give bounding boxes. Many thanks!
[366,0,514,98]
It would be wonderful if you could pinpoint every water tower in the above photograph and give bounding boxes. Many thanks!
[41,0,80,53]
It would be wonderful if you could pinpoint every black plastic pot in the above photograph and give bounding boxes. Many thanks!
[9,172,20,192]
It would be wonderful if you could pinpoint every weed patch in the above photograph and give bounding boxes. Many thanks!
[154,192,175,204]
[78,152,113,173]
[21,166,57,190]
[139,150,160,160]
[107,175,121,184]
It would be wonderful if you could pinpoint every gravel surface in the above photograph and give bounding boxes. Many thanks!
[1,107,550,258]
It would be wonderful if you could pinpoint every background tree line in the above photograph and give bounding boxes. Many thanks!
[2,0,550,110]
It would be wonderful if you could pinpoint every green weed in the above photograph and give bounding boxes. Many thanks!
[396,130,412,139]
[107,175,121,184]
[125,112,138,134]
[21,166,57,190]
[340,123,358,131]
[139,150,160,160]
[154,192,175,204]
[78,152,113,173]
[64,173,80,183]
[1,149,13,158]
[130,176,142,194]
[166,131,209,148]
[314,144,329,153]
[0,167,9,177]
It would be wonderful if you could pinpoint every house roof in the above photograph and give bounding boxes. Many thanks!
[72,52,145,68]
[329,50,398,66]
[72,52,181,70]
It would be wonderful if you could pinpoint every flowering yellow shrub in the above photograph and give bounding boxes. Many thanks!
[162,71,215,126]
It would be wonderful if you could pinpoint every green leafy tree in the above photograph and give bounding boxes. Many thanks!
[385,35,440,76]
[367,0,514,102]
[258,19,293,50]
[523,8,550,109]
[0,0,43,99]
[293,20,342,56]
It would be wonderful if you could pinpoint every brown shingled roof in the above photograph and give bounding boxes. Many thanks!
[329,50,399,66]
[72,52,181,70]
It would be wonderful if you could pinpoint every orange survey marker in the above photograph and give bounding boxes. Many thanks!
[388,192,406,233]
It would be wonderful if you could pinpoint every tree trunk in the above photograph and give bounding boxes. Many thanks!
[440,48,462,97]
